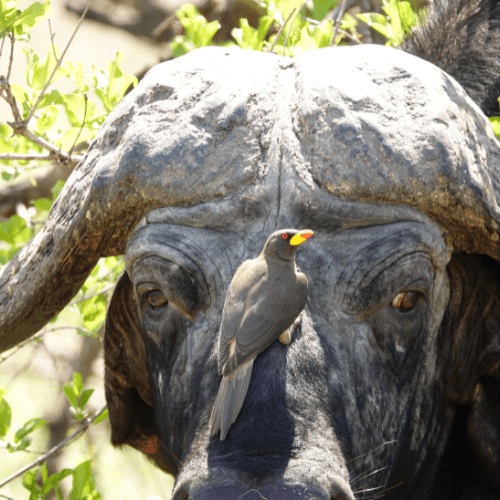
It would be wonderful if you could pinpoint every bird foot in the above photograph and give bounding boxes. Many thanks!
[278,328,292,345]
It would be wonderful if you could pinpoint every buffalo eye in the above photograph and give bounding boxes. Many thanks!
[146,290,168,310]
[391,291,418,312]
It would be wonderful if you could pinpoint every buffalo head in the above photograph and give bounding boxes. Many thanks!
[1,44,500,499]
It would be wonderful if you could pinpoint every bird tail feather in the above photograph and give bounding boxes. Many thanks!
[209,359,254,440]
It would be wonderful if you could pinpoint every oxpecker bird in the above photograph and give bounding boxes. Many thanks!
[210,229,314,440]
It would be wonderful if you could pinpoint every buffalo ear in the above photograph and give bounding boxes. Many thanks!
[104,272,171,473]
[440,254,500,494]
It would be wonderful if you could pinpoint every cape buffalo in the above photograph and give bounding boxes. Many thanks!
[1,1,499,499]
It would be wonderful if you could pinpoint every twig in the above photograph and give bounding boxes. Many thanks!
[283,0,308,52]
[332,0,348,46]
[0,326,92,365]
[10,127,77,164]
[1,78,79,164]
[68,93,87,156]
[0,152,83,163]
[269,7,298,53]
[0,76,23,123]
[0,405,107,490]
[303,17,363,44]
[0,32,6,61]
[0,332,45,365]
[337,28,363,44]
[48,19,58,62]
[70,284,115,305]
[24,2,90,127]
[6,33,15,81]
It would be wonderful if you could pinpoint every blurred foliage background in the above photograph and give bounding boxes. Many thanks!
[2,0,493,498]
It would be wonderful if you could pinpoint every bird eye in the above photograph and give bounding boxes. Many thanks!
[391,292,418,312]
[146,290,168,310]
[282,234,288,239]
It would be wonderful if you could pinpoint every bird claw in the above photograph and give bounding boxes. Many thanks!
[278,328,292,345]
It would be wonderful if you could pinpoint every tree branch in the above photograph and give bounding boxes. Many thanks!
[332,0,348,46]
[283,0,308,51]
[0,405,107,491]
[4,122,81,165]
[269,6,298,53]
[6,33,15,82]
[24,2,90,127]
[0,76,23,123]
[0,152,83,163]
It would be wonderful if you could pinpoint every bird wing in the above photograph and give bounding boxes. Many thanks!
[217,258,265,374]
[222,273,308,376]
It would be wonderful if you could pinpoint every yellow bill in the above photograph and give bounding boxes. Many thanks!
[289,230,314,246]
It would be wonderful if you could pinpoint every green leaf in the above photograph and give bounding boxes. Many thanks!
[41,468,73,497]
[39,89,64,107]
[170,4,221,56]
[30,45,68,92]
[67,61,88,93]
[490,116,500,139]
[312,0,337,21]
[0,215,32,246]
[297,20,333,50]
[14,436,32,452]
[63,384,78,409]
[14,418,47,443]
[357,12,392,39]
[32,197,52,212]
[80,388,94,408]
[31,48,58,92]
[272,0,304,21]
[358,0,425,47]
[22,469,41,500]
[34,104,58,134]
[0,0,21,35]
[12,0,52,36]
[9,82,32,119]
[73,372,83,396]
[107,52,137,103]
[232,16,274,50]
[69,460,100,500]
[79,295,106,331]
[93,408,108,425]
[51,179,65,200]
[40,463,48,483]
[0,388,12,439]
[63,92,88,127]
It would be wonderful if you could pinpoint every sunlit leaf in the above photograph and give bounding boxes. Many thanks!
[12,0,52,35]
[80,388,94,408]
[41,468,73,497]
[32,197,52,212]
[14,418,47,442]
[0,388,12,439]
[93,408,108,425]
[69,460,101,500]
[34,104,58,134]
[489,116,500,139]
[22,469,41,500]
[63,385,78,409]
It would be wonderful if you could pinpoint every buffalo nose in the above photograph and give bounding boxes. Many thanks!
[172,481,355,500]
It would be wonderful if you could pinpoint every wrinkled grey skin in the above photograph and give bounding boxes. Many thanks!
[1,43,500,499]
